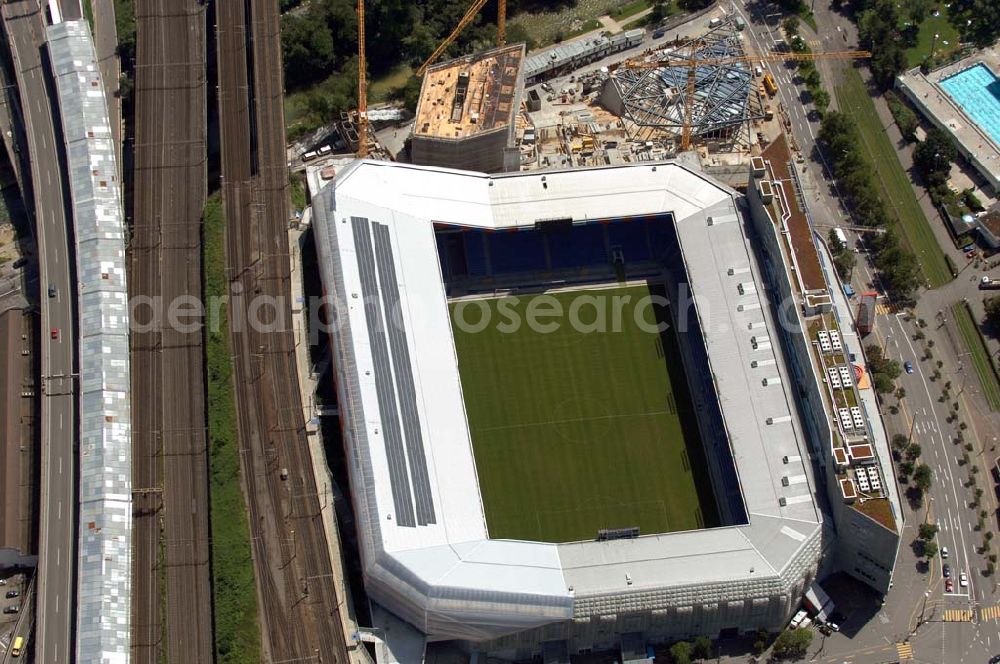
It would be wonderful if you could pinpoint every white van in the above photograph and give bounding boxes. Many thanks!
[790,609,810,629]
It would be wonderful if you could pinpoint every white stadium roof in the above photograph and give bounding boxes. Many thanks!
[312,161,823,642]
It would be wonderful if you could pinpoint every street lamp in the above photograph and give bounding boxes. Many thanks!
[931,32,940,58]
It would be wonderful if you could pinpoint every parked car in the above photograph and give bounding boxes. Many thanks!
[818,623,832,636]
[904,361,914,374]
[2,606,17,615]
[5,591,18,599]
[960,572,969,588]
[790,609,809,629]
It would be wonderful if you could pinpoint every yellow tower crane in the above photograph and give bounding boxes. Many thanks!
[621,50,870,150]
[415,0,508,78]
[357,0,368,158]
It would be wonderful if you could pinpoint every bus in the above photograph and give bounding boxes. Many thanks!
[11,635,23,657]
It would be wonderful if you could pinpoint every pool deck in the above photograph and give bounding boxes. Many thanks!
[897,45,1000,194]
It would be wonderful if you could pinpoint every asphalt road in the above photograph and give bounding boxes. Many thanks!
[1,2,76,662]
[90,0,120,176]
[728,1,1000,661]
[129,1,212,661]
[2,575,36,664]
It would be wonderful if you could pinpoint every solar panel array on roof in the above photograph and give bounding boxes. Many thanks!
[353,216,417,527]
[352,217,438,527]
[372,223,436,525]
[47,20,131,664]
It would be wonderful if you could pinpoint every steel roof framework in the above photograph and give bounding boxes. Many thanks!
[615,17,765,143]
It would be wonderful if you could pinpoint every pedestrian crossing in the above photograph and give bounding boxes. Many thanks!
[981,604,1000,621]
[896,641,913,660]
[943,608,975,622]
[875,301,901,316]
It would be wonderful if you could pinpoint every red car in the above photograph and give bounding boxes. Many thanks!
[50,327,59,340]
[945,578,954,593]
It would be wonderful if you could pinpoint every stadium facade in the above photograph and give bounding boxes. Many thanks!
[311,156,899,659]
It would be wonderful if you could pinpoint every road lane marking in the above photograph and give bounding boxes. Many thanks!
[896,641,913,660]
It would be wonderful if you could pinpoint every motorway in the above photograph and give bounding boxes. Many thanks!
[129,0,212,662]
[217,0,349,660]
[1,2,76,662]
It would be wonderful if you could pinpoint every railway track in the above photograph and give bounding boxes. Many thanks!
[130,1,212,662]
[217,0,349,661]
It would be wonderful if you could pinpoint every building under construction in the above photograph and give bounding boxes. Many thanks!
[411,43,525,173]
[600,17,765,148]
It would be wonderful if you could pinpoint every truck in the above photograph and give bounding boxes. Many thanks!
[856,291,877,336]
[832,227,848,250]
[762,72,778,97]
[979,276,1000,290]
[803,581,837,624]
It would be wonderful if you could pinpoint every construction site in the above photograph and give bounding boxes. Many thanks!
[411,43,525,173]
[302,10,867,189]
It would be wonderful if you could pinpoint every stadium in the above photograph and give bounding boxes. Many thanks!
[311,160,829,658]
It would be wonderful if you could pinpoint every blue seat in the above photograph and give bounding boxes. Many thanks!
[464,232,489,276]
[489,230,546,274]
[646,215,676,260]
[607,219,651,262]
[548,223,607,269]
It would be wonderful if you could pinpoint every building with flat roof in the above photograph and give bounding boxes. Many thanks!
[48,20,132,664]
[523,30,643,84]
[748,136,901,598]
[411,44,525,173]
[308,158,882,658]
[897,46,1000,194]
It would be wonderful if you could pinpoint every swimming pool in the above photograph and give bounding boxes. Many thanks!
[940,63,1000,147]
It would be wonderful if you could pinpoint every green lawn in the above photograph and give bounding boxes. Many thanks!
[368,64,414,104]
[835,68,952,288]
[451,284,718,543]
[564,18,604,41]
[904,7,960,68]
[203,195,261,664]
[507,0,624,47]
[610,0,650,20]
[951,302,1000,411]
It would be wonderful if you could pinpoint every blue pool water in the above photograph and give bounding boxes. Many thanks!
[940,63,1000,146]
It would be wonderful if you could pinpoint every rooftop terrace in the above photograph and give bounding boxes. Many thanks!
[762,134,826,293]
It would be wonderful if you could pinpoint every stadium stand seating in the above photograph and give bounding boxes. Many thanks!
[435,215,675,282]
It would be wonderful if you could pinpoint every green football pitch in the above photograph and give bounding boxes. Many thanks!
[450,283,719,543]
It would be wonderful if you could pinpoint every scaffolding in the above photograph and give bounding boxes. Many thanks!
[608,17,765,147]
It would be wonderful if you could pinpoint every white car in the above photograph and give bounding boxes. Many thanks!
[941,546,949,559]
[790,609,809,629]
[960,572,969,588]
